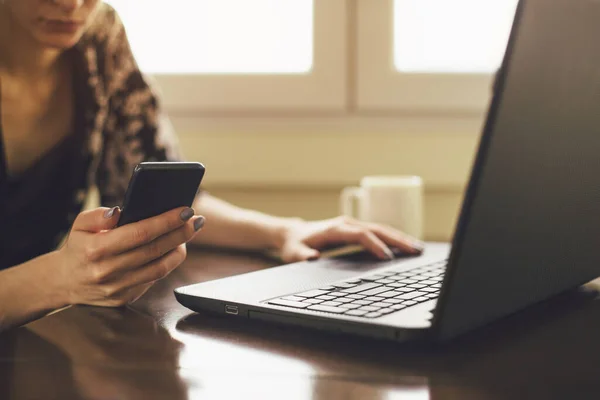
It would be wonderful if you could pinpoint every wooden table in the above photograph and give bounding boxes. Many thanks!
[2,248,600,399]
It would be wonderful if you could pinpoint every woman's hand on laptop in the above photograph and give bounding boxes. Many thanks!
[52,206,205,308]
[276,216,424,263]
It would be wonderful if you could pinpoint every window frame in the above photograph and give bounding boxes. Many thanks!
[116,0,349,114]
[355,0,500,114]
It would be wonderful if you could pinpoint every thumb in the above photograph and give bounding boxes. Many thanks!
[283,243,320,263]
[72,207,121,233]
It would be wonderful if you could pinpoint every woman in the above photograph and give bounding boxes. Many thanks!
[0,0,422,330]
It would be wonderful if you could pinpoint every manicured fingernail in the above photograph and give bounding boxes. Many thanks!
[411,243,424,254]
[413,241,425,250]
[104,206,119,219]
[308,254,320,261]
[194,216,205,231]
[384,248,395,260]
[180,207,195,221]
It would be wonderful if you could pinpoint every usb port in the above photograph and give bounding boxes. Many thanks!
[225,305,239,315]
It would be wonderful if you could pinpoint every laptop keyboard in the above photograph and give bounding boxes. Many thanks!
[266,260,447,319]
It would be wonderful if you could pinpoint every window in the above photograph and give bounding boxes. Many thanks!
[106,0,313,74]
[103,0,519,115]
[105,0,346,112]
[357,0,519,113]
[394,0,519,74]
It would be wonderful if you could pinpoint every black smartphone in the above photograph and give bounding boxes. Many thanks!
[116,162,205,227]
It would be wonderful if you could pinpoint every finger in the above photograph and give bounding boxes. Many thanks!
[108,245,187,296]
[88,283,154,308]
[361,222,424,254]
[123,283,154,305]
[308,226,394,260]
[282,243,320,263]
[98,216,204,280]
[72,207,121,233]
[96,207,196,257]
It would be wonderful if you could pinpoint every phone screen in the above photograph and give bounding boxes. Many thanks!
[117,162,205,227]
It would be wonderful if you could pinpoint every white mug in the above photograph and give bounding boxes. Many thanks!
[340,176,424,239]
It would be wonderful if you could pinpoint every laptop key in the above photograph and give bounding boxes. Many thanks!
[382,298,403,304]
[341,283,382,294]
[269,299,309,308]
[407,284,427,289]
[320,301,342,307]
[345,310,369,316]
[304,298,323,304]
[281,296,306,302]
[396,291,427,300]
[411,275,430,280]
[336,297,354,304]
[345,279,362,284]
[355,300,373,305]
[414,296,429,302]
[372,302,392,308]
[388,283,407,288]
[391,304,407,310]
[365,312,383,318]
[426,293,439,299]
[359,306,380,312]
[348,294,366,299]
[332,283,358,289]
[378,291,399,298]
[398,279,418,284]
[375,279,395,284]
[364,296,385,302]
[340,303,361,310]
[315,295,335,300]
[390,291,411,297]
[402,300,417,306]
[360,276,381,282]
[420,287,439,293]
[296,290,331,298]
[307,305,346,314]
[329,292,347,297]
[379,308,395,315]
[361,286,393,296]
[319,286,336,291]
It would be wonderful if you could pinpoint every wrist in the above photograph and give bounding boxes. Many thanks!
[0,251,71,330]
[269,216,304,251]
[37,250,72,310]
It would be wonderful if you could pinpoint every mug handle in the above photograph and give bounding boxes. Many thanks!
[340,187,363,218]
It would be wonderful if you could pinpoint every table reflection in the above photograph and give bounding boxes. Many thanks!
[12,306,187,400]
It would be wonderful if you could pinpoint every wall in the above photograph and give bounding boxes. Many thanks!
[175,120,483,241]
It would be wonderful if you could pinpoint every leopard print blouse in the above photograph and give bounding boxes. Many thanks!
[0,5,182,268]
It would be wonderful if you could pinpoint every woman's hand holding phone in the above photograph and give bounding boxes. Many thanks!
[53,206,205,307]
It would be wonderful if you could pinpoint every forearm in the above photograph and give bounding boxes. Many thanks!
[0,251,69,331]
[190,193,298,252]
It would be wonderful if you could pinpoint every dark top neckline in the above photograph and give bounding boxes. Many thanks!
[0,53,87,268]
[0,55,80,187]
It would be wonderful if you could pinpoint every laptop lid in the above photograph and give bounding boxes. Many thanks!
[434,0,600,340]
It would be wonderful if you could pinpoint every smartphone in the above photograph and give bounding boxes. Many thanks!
[116,162,206,227]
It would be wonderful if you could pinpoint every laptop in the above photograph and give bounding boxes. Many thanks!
[175,0,600,342]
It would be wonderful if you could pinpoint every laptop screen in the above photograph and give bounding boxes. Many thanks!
[437,0,600,340]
